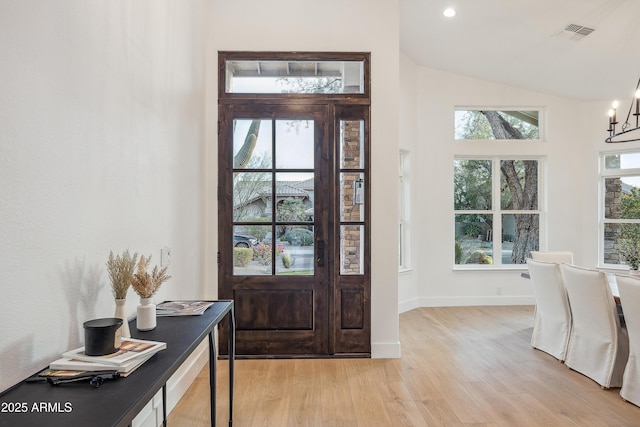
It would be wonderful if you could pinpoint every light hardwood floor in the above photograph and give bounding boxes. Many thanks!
[168,306,640,426]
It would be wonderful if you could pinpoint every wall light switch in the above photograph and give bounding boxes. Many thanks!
[161,247,171,267]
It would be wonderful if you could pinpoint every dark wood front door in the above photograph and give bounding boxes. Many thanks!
[218,104,331,356]
[217,52,371,358]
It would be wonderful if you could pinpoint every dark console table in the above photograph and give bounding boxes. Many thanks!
[0,300,235,427]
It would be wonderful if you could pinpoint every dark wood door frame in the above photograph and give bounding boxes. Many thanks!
[217,52,371,358]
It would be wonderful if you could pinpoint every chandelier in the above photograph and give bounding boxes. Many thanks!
[606,77,640,143]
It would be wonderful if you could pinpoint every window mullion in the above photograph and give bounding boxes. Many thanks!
[493,158,502,265]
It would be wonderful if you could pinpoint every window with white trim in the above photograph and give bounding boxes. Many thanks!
[399,150,411,270]
[600,150,640,269]
[454,157,541,267]
[454,109,542,141]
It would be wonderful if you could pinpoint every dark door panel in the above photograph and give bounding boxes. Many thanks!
[235,289,314,330]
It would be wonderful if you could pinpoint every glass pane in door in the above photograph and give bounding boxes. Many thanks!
[276,172,314,222]
[340,225,364,275]
[275,120,314,169]
[233,172,271,221]
[340,120,365,169]
[233,119,272,169]
[276,225,314,276]
[233,225,271,276]
[340,172,364,222]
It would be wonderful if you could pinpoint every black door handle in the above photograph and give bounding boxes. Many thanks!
[317,240,325,267]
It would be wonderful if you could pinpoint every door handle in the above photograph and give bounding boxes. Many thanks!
[317,240,325,267]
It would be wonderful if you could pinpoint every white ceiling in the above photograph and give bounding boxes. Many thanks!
[400,0,640,101]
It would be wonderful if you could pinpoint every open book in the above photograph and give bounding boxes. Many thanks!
[62,337,166,367]
[156,301,214,316]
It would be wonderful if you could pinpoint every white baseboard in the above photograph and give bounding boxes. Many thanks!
[417,295,535,306]
[371,341,401,359]
[398,297,421,313]
[400,295,534,313]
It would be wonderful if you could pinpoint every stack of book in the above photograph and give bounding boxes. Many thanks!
[47,337,167,377]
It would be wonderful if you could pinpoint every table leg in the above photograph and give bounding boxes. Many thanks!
[163,384,167,426]
[209,330,216,427]
[228,305,235,427]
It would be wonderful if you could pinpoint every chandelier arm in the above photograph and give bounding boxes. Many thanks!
[622,77,640,130]
[606,77,640,143]
[605,126,640,143]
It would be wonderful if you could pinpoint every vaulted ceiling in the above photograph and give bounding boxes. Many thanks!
[400,0,640,101]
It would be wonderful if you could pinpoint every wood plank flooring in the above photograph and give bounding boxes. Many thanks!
[168,306,640,426]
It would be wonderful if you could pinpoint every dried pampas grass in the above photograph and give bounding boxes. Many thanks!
[106,250,138,299]
[131,254,171,299]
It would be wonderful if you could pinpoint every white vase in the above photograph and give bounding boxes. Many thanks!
[136,297,156,331]
[114,298,131,338]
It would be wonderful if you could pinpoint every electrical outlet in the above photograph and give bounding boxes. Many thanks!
[161,247,171,267]
[496,286,503,295]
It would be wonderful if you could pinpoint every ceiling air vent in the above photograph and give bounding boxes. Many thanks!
[553,24,595,41]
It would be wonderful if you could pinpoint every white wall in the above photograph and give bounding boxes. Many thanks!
[0,0,207,393]
[399,56,593,309]
[209,0,401,357]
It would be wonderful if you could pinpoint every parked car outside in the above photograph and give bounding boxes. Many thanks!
[234,234,258,248]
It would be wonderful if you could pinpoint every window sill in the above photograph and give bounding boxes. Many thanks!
[452,265,528,272]
[596,265,631,273]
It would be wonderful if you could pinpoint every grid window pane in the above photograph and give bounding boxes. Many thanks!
[455,214,494,265]
[454,160,492,210]
[340,172,364,222]
[500,160,538,210]
[501,214,539,265]
[233,172,272,222]
[340,225,364,275]
[233,225,271,276]
[276,226,314,276]
[604,177,640,219]
[275,120,314,169]
[340,120,365,169]
[233,120,272,169]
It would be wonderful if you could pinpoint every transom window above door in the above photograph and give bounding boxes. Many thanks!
[226,60,364,94]
[219,52,370,99]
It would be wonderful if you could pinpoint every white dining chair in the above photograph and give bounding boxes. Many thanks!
[526,258,572,361]
[531,251,574,264]
[615,274,640,406]
[561,263,629,388]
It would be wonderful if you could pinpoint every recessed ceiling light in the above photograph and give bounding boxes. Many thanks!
[443,8,456,18]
